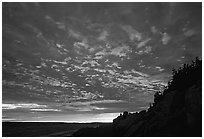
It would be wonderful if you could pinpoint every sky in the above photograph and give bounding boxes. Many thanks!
[2,2,202,122]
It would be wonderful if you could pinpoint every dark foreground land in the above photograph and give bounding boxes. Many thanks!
[2,122,111,137]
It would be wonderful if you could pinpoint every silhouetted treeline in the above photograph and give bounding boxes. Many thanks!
[73,57,202,137]
[169,57,201,91]
[154,57,202,105]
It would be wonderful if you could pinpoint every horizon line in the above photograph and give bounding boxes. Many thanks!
[2,120,112,123]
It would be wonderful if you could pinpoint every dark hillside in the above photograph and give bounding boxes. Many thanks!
[73,58,202,137]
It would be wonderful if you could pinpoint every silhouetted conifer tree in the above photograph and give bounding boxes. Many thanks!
[154,57,202,104]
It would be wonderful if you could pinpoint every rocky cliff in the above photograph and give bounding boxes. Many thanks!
[73,58,202,137]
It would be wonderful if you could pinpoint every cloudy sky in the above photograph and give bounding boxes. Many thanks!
[2,2,202,122]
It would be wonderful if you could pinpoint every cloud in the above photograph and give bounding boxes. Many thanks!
[44,78,61,86]
[45,15,66,31]
[120,25,142,41]
[45,15,55,24]
[60,100,124,112]
[150,26,158,34]
[161,32,171,45]
[72,106,107,112]
[22,24,40,35]
[53,59,68,65]
[97,29,109,41]
[70,100,124,106]
[117,75,151,87]
[73,39,99,53]
[137,38,151,48]
[184,29,195,37]
[68,29,83,40]
[130,69,149,77]
[73,40,91,54]
[110,45,130,57]
[2,118,17,122]
[2,103,47,110]
[82,60,100,67]
[56,22,66,30]
[74,40,89,49]
[135,46,152,55]
[93,45,131,59]
[155,66,165,72]
[30,108,61,112]
[94,50,106,59]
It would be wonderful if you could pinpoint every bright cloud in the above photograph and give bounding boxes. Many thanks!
[2,103,47,110]
[110,45,130,57]
[137,38,151,48]
[30,108,61,112]
[74,41,90,49]
[121,25,142,41]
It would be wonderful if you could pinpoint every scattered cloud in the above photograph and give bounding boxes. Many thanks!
[110,45,130,57]
[137,38,151,48]
[135,46,152,55]
[150,26,158,34]
[24,23,42,36]
[53,59,68,65]
[161,32,171,45]
[74,41,89,49]
[155,66,165,72]
[82,60,100,67]
[130,69,149,77]
[97,29,109,41]
[71,106,107,112]
[68,29,83,40]
[184,29,195,37]
[45,15,55,23]
[56,43,63,48]
[56,22,66,30]
[120,25,142,41]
